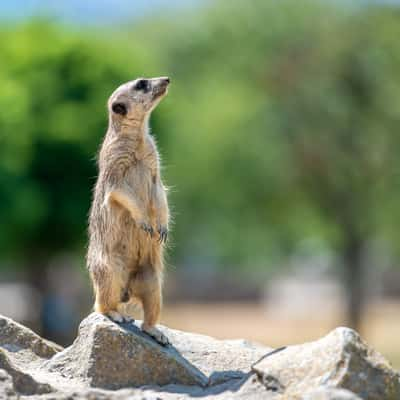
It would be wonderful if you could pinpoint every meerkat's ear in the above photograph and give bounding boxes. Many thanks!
[112,102,127,116]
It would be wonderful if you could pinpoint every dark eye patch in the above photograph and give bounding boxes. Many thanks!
[134,79,149,92]
[111,102,127,116]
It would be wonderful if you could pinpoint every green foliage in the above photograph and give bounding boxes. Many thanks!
[1,1,400,274]
[147,1,400,266]
[0,22,143,260]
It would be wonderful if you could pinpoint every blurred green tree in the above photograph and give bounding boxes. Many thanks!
[267,8,400,328]
[0,22,144,279]
[138,1,400,329]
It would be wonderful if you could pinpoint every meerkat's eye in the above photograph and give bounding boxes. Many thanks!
[134,79,149,92]
[112,102,127,116]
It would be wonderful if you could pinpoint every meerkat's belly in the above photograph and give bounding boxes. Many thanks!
[111,208,159,271]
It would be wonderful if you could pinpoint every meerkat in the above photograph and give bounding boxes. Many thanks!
[87,77,170,345]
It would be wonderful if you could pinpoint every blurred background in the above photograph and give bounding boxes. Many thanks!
[0,0,399,367]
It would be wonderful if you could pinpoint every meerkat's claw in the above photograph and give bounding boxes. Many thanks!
[123,315,135,323]
[107,311,124,323]
[157,226,168,243]
[140,222,154,238]
[141,325,170,346]
[116,303,136,323]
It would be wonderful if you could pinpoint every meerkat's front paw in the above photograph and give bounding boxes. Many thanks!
[141,324,170,346]
[157,225,168,243]
[140,222,154,238]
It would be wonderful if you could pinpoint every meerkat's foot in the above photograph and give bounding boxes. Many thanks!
[107,310,124,323]
[117,302,137,323]
[157,225,168,243]
[140,222,154,238]
[123,315,135,323]
[141,324,170,346]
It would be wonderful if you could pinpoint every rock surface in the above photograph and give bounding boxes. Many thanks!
[43,313,268,389]
[252,327,400,400]
[0,313,398,399]
[302,387,363,399]
[0,370,18,400]
[0,315,62,396]
[0,315,62,360]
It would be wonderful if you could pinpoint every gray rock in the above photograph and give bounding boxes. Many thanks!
[0,315,62,396]
[0,315,62,362]
[0,348,53,395]
[252,327,400,400]
[43,313,269,390]
[0,369,18,400]
[0,313,399,400]
[303,387,362,399]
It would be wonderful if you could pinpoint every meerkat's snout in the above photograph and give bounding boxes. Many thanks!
[156,76,170,85]
[152,76,170,98]
[161,76,170,84]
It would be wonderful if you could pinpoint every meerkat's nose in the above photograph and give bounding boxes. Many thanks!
[158,76,170,85]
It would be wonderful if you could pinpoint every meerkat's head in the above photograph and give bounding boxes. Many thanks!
[108,77,170,126]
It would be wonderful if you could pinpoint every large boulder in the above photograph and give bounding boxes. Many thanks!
[0,315,62,361]
[252,327,400,400]
[0,349,53,395]
[43,312,269,389]
[0,315,62,396]
[0,313,398,399]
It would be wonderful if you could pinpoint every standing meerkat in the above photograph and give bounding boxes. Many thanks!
[87,76,170,345]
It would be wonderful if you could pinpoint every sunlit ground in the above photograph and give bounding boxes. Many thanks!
[161,300,400,370]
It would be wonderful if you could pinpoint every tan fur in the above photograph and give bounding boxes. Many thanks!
[87,77,170,344]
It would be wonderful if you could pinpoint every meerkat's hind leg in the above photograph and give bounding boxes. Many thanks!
[92,265,127,324]
[131,267,169,346]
